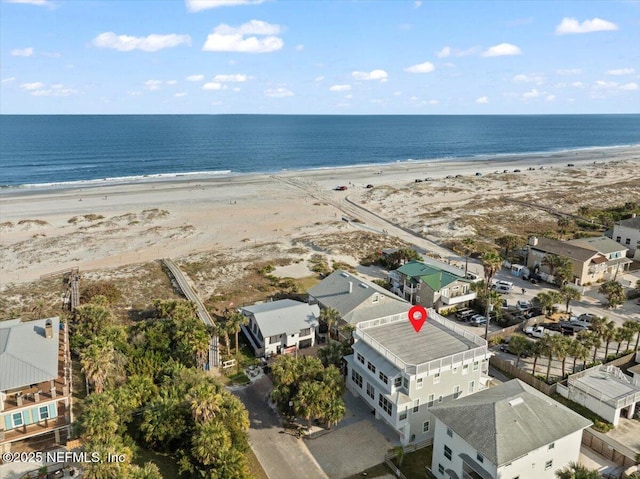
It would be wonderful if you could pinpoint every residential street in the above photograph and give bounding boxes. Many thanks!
[232,376,329,479]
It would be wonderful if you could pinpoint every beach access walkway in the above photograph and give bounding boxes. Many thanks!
[162,258,220,371]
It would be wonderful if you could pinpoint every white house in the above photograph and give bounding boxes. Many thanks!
[430,379,592,479]
[240,300,320,358]
[612,216,640,258]
[345,310,491,445]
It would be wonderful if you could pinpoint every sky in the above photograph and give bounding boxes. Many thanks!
[1,0,639,114]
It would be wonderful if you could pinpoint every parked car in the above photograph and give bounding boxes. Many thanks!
[475,172,482,176]
[469,315,487,326]
[500,339,531,357]
[577,313,597,323]
[524,326,560,338]
[492,284,512,294]
[366,184,374,189]
[516,300,531,311]
[559,320,588,333]
[415,179,423,183]
[523,308,543,319]
[456,309,475,321]
[513,169,521,173]
[567,163,575,167]
[335,185,348,191]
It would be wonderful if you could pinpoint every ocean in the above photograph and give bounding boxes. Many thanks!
[1,114,639,188]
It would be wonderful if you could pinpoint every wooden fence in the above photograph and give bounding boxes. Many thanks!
[489,356,557,395]
[582,428,638,469]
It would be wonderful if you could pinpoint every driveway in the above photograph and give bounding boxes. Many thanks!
[305,390,400,479]
[232,376,328,479]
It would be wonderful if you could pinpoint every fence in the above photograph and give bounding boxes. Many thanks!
[582,428,638,469]
[489,356,557,395]
[383,438,434,479]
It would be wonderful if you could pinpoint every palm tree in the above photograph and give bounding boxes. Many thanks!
[557,217,572,239]
[509,335,531,369]
[630,321,640,351]
[482,251,503,338]
[555,336,572,377]
[560,285,581,313]
[80,337,116,394]
[601,320,617,359]
[539,335,559,382]
[320,307,341,341]
[541,254,564,277]
[598,280,626,308]
[225,311,248,357]
[578,330,601,363]
[530,341,543,377]
[495,235,521,259]
[615,324,633,355]
[454,237,476,276]
[318,341,345,368]
[620,321,638,352]
[555,461,601,479]
[568,340,589,374]
[187,382,223,424]
[536,291,562,317]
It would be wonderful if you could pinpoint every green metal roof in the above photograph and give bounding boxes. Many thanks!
[396,260,469,291]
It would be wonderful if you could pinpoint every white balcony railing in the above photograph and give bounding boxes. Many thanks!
[441,292,476,305]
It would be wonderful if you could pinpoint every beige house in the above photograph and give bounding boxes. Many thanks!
[527,236,630,286]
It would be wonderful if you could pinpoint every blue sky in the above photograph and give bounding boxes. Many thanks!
[1,0,638,114]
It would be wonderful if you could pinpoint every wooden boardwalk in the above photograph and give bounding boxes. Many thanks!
[162,258,220,369]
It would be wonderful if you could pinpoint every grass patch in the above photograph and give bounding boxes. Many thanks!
[550,394,613,432]
[397,445,433,479]
[134,448,180,479]
[227,372,251,385]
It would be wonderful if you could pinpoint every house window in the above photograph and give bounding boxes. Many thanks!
[428,394,434,407]
[357,353,365,364]
[548,442,555,450]
[423,421,430,433]
[416,295,420,303]
[299,328,311,336]
[453,385,461,399]
[444,445,452,460]
[378,394,392,416]
[367,361,376,374]
[352,370,363,388]
[366,383,375,399]
[39,405,49,420]
[545,460,553,470]
[268,334,281,344]
[12,412,24,428]
[477,453,484,463]
[453,366,458,374]
[469,380,475,393]
[473,361,479,371]
[625,238,631,245]
[399,410,407,421]
[417,377,423,389]
[462,364,469,375]
[446,427,453,438]
[372,294,379,303]
[433,372,441,384]
[438,395,443,403]
[438,464,444,474]
[616,236,621,243]
[413,399,420,413]
[394,376,402,387]
[403,376,409,389]
[379,371,388,384]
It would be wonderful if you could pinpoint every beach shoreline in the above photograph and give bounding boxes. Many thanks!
[1,145,639,288]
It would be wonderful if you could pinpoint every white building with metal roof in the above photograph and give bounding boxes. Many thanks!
[345,310,491,445]
[1,317,72,452]
[240,299,320,357]
[430,379,592,479]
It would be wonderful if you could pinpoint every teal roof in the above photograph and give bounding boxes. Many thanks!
[396,260,469,291]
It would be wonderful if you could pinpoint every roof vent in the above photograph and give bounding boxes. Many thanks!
[509,397,524,407]
[341,272,350,277]
[360,283,368,289]
[45,319,53,339]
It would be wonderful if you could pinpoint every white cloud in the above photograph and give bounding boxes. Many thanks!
[213,74,248,82]
[264,87,293,98]
[428,99,439,105]
[352,69,388,81]
[175,92,188,97]
[166,80,177,85]
[606,68,635,76]
[295,44,304,51]
[31,87,76,97]
[185,0,265,12]
[619,82,638,91]
[414,1,422,8]
[144,80,163,91]
[393,91,402,96]
[1,77,17,84]
[404,62,435,74]
[476,96,489,104]
[523,89,541,98]
[555,17,618,35]
[92,32,191,52]
[329,84,351,92]
[436,46,451,58]
[186,74,204,82]
[314,76,325,82]
[5,0,53,6]
[557,68,582,75]
[513,73,545,84]
[232,87,241,92]
[11,47,33,57]
[545,95,556,102]
[571,81,584,88]
[410,96,419,102]
[128,91,143,96]
[481,43,522,57]
[203,82,224,90]
[344,94,353,100]
[202,20,283,53]
[20,82,45,90]
[595,80,618,89]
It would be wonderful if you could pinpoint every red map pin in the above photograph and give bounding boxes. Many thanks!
[408,305,428,332]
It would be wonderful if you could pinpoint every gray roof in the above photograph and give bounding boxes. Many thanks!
[615,216,640,230]
[241,300,319,337]
[530,237,600,262]
[308,270,409,325]
[430,379,592,466]
[570,368,640,404]
[628,363,640,376]
[363,318,479,366]
[0,317,60,392]
[568,236,628,255]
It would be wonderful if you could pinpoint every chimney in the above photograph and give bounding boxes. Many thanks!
[45,319,53,339]
[348,282,353,294]
[528,236,538,247]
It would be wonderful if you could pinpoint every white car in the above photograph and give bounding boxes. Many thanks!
[516,300,531,311]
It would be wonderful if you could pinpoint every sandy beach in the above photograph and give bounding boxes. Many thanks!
[1,145,639,295]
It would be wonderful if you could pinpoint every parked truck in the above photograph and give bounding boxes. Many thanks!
[524,325,561,339]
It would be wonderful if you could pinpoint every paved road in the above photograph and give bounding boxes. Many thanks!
[232,376,329,479]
